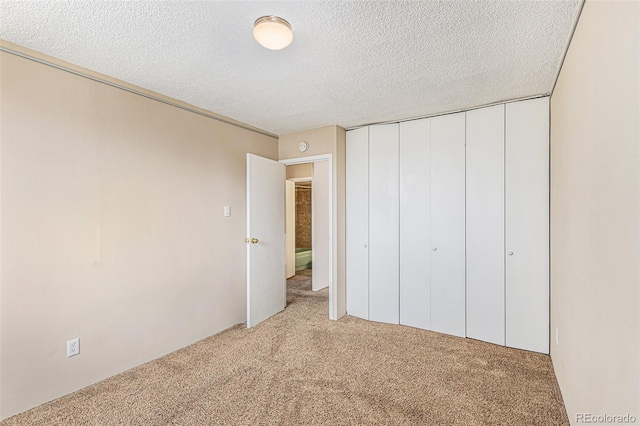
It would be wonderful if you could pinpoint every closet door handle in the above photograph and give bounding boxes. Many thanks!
[363,244,368,248]
[508,251,513,256]
[432,247,437,251]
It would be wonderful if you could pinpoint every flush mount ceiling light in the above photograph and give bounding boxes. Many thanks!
[253,16,293,50]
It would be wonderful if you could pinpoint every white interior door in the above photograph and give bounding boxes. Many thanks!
[285,180,296,279]
[246,154,286,328]
[430,112,466,337]
[466,104,505,345]
[505,97,549,354]
[312,161,330,291]
[399,118,431,330]
[369,123,400,325]
[346,127,369,320]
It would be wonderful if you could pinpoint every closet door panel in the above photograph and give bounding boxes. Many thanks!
[346,127,369,320]
[430,112,466,337]
[399,118,431,330]
[369,124,400,324]
[466,105,505,345]
[506,97,549,354]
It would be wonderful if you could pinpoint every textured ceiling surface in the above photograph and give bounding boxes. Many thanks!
[0,1,581,135]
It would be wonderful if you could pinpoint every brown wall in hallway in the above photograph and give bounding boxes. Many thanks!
[295,186,312,248]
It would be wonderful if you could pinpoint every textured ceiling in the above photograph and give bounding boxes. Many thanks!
[0,1,581,135]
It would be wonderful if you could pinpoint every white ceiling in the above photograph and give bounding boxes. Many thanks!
[0,1,581,135]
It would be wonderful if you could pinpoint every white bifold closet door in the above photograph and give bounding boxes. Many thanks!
[345,127,369,320]
[399,118,431,330]
[430,112,466,337]
[506,97,550,354]
[368,124,400,324]
[466,104,505,345]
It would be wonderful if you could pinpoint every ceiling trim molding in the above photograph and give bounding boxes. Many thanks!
[344,93,550,130]
[0,39,278,139]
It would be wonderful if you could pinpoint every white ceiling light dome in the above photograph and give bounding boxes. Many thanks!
[253,16,293,50]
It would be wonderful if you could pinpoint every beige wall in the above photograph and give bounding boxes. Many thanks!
[0,50,278,419]
[279,126,347,319]
[286,163,313,179]
[550,1,639,423]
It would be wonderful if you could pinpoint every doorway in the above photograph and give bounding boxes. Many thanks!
[288,178,313,277]
[282,156,333,319]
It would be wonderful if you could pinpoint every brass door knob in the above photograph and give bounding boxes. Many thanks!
[251,238,259,244]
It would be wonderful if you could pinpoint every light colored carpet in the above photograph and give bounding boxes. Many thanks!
[3,268,568,425]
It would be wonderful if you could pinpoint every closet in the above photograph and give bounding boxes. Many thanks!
[345,96,549,353]
[345,124,401,325]
[397,113,466,336]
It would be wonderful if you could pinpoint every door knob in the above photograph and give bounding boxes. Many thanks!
[432,247,437,251]
[363,244,368,248]
[508,251,513,256]
[245,238,259,244]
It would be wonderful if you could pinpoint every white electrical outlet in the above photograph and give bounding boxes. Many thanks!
[556,328,559,345]
[224,206,231,217]
[67,338,80,357]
